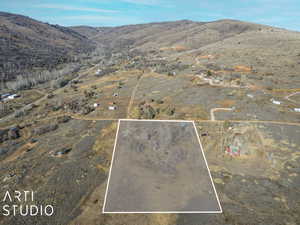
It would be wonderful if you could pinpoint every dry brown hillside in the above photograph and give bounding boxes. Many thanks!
[0,12,95,81]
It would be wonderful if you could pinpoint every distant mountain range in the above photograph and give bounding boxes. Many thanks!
[1,11,300,87]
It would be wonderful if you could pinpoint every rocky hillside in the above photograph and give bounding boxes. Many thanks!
[0,12,95,81]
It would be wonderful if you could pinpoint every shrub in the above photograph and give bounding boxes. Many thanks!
[8,126,20,139]
[223,120,232,130]
[143,105,156,119]
[0,103,10,117]
[155,99,164,104]
[0,129,9,143]
[0,147,9,156]
[163,105,175,116]
[57,116,71,124]
[14,109,26,118]
[34,124,58,135]
[207,70,213,77]
[51,77,70,89]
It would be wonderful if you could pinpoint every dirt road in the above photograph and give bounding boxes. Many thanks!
[210,108,233,121]
[127,73,145,118]
[285,91,300,103]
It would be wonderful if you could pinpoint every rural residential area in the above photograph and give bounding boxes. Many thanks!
[0,0,300,224]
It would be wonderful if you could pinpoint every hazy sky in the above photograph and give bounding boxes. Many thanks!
[1,0,299,31]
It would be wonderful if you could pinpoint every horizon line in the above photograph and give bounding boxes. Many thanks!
[1,10,299,32]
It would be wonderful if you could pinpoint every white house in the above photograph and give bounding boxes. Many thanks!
[108,106,117,111]
[1,93,10,98]
[8,94,20,99]
[95,69,102,75]
[271,99,281,105]
[93,103,100,108]
[294,108,300,112]
[3,94,20,101]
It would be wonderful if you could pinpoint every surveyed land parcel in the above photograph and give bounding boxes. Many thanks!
[103,119,222,213]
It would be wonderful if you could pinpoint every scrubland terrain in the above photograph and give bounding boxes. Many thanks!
[0,12,300,225]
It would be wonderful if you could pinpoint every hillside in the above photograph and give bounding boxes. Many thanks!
[93,19,263,50]
[90,19,300,89]
[69,26,108,38]
[0,12,95,81]
[2,13,300,88]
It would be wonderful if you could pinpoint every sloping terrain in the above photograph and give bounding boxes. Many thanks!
[90,19,300,91]
[0,12,95,81]
[70,26,99,38]
[93,19,262,50]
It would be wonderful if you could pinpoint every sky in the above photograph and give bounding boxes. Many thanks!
[0,0,299,31]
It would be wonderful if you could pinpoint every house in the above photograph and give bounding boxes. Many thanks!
[247,94,254,98]
[2,94,20,101]
[7,94,20,100]
[1,93,10,99]
[108,106,117,111]
[93,103,100,108]
[225,145,241,157]
[271,99,281,105]
[95,69,102,75]
[294,108,300,112]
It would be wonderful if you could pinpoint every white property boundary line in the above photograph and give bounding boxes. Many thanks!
[192,121,223,213]
[102,119,223,214]
[102,118,121,214]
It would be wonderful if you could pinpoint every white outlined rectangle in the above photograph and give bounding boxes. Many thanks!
[103,119,222,214]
